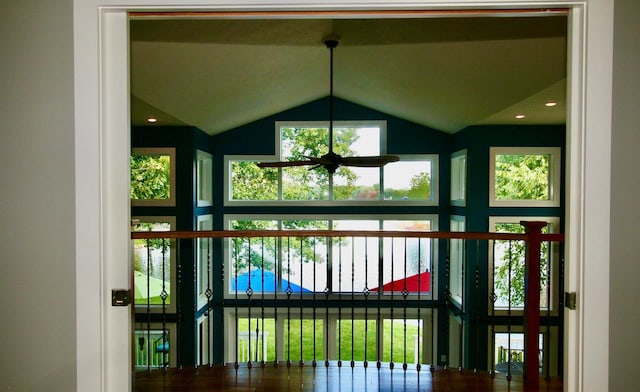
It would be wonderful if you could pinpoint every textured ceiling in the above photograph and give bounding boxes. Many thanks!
[130,14,567,135]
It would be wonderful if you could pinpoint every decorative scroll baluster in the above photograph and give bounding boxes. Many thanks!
[145,237,152,372]
[161,237,168,372]
[206,237,213,367]
[473,241,480,373]
[506,240,513,381]
[443,238,450,371]
[489,240,497,377]
[260,237,266,367]
[458,239,465,373]
[234,239,239,369]
[363,236,369,368]
[286,236,292,367]
[350,236,355,368]
[390,237,395,370]
[402,237,408,371]
[247,238,253,368]
[299,237,304,367]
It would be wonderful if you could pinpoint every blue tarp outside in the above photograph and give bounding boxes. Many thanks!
[231,268,311,293]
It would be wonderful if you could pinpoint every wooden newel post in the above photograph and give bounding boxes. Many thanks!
[521,221,546,389]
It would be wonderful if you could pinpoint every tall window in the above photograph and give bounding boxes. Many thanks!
[226,121,437,205]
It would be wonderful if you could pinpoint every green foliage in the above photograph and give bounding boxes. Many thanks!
[407,172,431,199]
[130,154,171,200]
[231,162,278,200]
[495,154,550,200]
[493,223,549,307]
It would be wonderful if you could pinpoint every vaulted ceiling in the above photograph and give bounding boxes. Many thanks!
[130,13,567,135]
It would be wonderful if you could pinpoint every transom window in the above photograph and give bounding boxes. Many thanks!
[225,121,437,205]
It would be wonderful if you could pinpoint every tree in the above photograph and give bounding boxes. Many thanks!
[130,154,171,200]
[495,154,550,200]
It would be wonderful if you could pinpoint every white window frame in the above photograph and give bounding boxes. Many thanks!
[131,147,177,207]
[488,216,561,316]
[489,147,561,207]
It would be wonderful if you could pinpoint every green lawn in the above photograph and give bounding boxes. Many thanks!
[237,318,423,363]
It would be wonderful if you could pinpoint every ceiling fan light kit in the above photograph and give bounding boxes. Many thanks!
[257,37,400,174]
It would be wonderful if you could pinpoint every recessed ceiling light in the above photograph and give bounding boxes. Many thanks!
[515,114,526,119]
[545,101,558,107]
[146,117,158,123]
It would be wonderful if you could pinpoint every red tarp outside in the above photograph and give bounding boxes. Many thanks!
[371,271,431,293]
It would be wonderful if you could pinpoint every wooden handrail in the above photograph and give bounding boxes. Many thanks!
[131,229,564,242]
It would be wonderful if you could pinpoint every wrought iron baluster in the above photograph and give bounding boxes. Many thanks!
[473,240,480,374]
[350,236,355,368]
[299,237,304,367]
[489,240,497,377]
[286,236,292,367]
[247,238,253,368]
[402,237,408,371]
[507,239,513,381]
[364,236,369,368]
[234,238,239,369]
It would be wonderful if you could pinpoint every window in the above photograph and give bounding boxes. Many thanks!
[488,217,560,313]
[450,150,466,206]
[132,216,176,312]
[489,147,561,207]
[225,215,436,298]
[196,150,213,207]
[449,216,466,306]
[196,214,213,308]
[131,147,176,206]
[225,121,438,205]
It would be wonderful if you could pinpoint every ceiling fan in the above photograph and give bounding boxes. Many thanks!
[257,37,400,174]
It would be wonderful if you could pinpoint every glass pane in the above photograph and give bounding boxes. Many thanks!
[230,161,278,200]
[381,221,432,295]
[493,332,543,374]
[494,154,551,200]
[237,318,276,362]
[331,220,379,293]
[383,160,432,201]
[449,218,465,303]
[283,319,325,362]
[336,320,377,362]
[230,220,279,294]
[133,222,172,305]
[130,153,171,200]
[281,126,330,201]
[281,220,329,293]
[492,223,550,309]
[382,319,423,364]
[451,153,466,202]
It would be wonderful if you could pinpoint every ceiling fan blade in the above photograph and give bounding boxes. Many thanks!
[340,155,400,167]
[256,160,316,168]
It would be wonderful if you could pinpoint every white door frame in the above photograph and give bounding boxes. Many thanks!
[74,1,612,391]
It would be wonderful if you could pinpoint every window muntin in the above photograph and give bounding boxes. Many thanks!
[131,147,176,207]
[225,215,437,298]
[132,216,176,312]
[489,147,561,207]
[225,121,438,205]
[488,217,560,313]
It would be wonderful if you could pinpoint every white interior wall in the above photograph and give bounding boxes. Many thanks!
[0,1,77,390]
[0,0,630,391]
[610,0,640,390]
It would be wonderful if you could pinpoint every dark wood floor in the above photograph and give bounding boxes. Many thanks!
[134,364,563,392]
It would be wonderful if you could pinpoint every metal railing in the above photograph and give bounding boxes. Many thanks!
[132,222,563,389]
